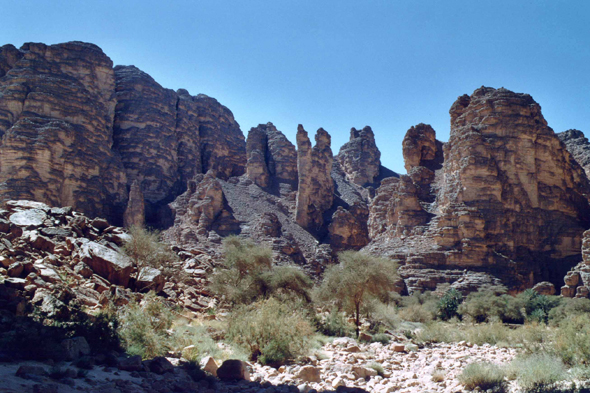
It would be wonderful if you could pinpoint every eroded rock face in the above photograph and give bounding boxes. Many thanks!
[558,129,590,178]
[367,87,590,293]
[246,122,297,189]
[0,42,128,223]
[123,180,145,228]
[0,42,246,227]
[336,126,380,186]
[295,125,334,233]
[402,123,444,173]
[113,66,246,226]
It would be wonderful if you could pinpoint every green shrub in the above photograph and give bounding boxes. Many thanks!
[124,226,180,287]
[552,314,590,366]
[397,292,437,323]
[371,303,401,331]
[459,361,507,392]
[548,297,590,325]
[508,354,567,392]
[371,333,391,345]
[458,287,525,323]
[368,362,385,377]
[117,292,174,359]
[519,289,561,324]
[437,288,463,321]
[316,308,354,337]
[227,297,314,366]
[210,236,312,304]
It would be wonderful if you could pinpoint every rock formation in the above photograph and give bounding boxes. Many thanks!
[295,126,334,233]
[367,87,590,293]
[336,126,381,186]
[0,42,128,222]
[246,122,297,190]
[402,123,443,172]
[558,129,590,178]
[123,180,145,228]
[0,42,246,228]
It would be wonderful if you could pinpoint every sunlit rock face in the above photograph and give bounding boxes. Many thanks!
[366,87,590,293]
[336,126,381,187]
[295,125,334,233]
[0,42,128,223]
[0,42,246,227]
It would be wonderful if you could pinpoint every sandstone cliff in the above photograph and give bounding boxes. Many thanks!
[366,87,590,293]
[558,129,590,178]
[336,126,381,187]
[0,42,245,227]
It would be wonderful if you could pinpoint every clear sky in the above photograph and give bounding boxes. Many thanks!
[2,0,589,173]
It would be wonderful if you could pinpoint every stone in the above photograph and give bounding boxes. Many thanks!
[118,355,143,372]
[336,126,381,186]
[80,241,133,287]
[295,125,334,233]
[366,87,590,293]
[9,209,47,227]
[352,366,378,379]
[200,356,218,377]
[328,204,369,251]
[217,359,251,381]
[123,180,145,228]
[91,217,109,231]
[73,262,93,278]
[16,365,48,378]
[147,356,174,374]
[296,365,321,383]
[61,337,91,361]
[135,267,165,293]
[532,281,556,296]
[7,262,23,277]
[30,234,55,252]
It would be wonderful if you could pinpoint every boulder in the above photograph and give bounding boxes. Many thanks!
[217,359,251,381]
[9,209,47,228]
[296,365,321,383]
[532,281,556,296]
[61,337,91,361]
[147,356,174,374]
[118,355,143,372]
[135,267,165,293]
[200,356,218,377]
[80,241,133,287]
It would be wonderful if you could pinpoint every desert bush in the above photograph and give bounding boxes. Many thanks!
[432,369,446,383]
[459,361,507,392]
[171,324,222,362]
[316,308,354,337]
[437,288,463,320]
[210,236,312,304]
[508,353,567,392]
[397,292,437,323]
[415,321,459,343]
[315,251,398,337]
[519,289,561,324]
[368,362,385,377]
[117,292,175,359]
[459,287,525,323]
[227,297,314,366]
[548,297,590,325]
[124,226,179,287]
[371,302,401,331]
[371,333,391,345]
[552,314,590,366]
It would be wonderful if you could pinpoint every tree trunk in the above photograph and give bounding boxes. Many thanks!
[355,301,360,338]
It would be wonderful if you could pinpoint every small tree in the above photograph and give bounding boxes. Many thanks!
[316,251,398,337]
[124,226,179,287]
[437,288,463,320]
[209,236,312,304]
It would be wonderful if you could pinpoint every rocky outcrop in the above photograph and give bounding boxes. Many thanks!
[328,203,369,251]
[246,122,297,190]
[336,126,381,186]
[295,126,334,233]
[558,129,590,178]
[113,66,245,226]
[402,123,443,172]
[367,87,590,293]
[561,230,590,298]
[0,42,246,227]
[123,180,145,228]
[0,42,128,223]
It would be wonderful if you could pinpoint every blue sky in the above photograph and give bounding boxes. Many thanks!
[2,0,589,173]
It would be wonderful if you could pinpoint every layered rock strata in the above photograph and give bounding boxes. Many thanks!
[367,87,590,293]
[0,42,246,227]
[336,126,381,186]
[295,126,334,233]
[0,42,128,222]
[558,129,590,178]
[246,122,297,190]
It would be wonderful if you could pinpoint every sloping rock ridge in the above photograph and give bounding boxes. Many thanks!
[366,87,590,293]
